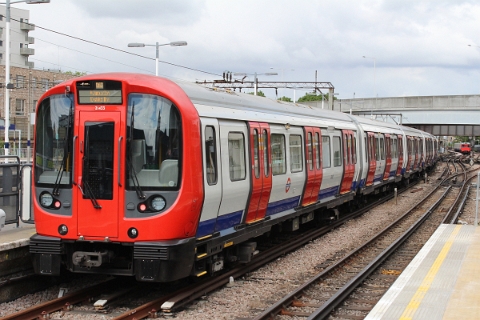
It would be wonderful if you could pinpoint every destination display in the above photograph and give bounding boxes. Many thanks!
[76,80,123,104]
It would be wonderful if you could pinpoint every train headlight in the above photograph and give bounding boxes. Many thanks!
[128,227,138,239]
[58,224,68,235]
[40,192,54,208]
[150,196,166,211]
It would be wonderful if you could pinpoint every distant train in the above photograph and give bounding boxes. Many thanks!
[453,142,471,154]
[29,73,438,282]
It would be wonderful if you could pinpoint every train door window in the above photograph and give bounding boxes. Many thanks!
[271,134,286,175]
[228,132,246,181]
[333,136,342,167]
[307,132,313,170]
[323,136,331,168]
[205,126,217,185]
[399,138,403,157]
[347,135,352,165]
[315,132,321,169]
[253,129,260,179]
[353,136,357,164]
[380,137,385,160]
[262,129,269,177]
[376,136,380,161]
[290,134,303,173]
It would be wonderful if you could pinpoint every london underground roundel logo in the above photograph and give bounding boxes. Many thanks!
[286,178,291,193]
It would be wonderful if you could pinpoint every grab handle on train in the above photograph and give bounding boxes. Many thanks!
[118,136,123,187]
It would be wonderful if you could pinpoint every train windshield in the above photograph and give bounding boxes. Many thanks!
[34,94,74,187]
[126,93,181,190]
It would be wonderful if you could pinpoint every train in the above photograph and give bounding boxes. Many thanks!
[453,142,471,154]
[29,73,438,282]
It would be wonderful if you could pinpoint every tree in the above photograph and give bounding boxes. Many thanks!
[247,90,266,97]
[297,92,336,102]
[278,96,292,102]
[64,71,87,77]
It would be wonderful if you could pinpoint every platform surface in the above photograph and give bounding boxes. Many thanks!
[0,223,36,251]
[365,224,480,320]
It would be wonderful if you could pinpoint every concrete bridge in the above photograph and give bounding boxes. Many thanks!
[301,94,480,137]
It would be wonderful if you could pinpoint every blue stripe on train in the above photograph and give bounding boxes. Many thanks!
[318,185,338,200]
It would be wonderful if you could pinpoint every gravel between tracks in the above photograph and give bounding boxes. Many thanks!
[3,163,478,320]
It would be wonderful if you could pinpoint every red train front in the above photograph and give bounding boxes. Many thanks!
[30,73,203,282]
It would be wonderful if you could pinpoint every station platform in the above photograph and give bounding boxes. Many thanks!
[0,223,36,251]
[366,223,480,320]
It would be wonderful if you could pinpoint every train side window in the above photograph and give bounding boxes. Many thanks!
[228,132,246,181]
[307,132,313,170]
[272,134,286,175]
[323,136,331,168]
[253,129,260,179]
[205,126,217,185]
[290,134,303,173]
[333,136,342,167]
[315,132,321,169]
[262,129,269,177]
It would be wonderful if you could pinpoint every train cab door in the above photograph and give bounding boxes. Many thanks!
[76,111,121,238]
[396,134,404,176]
[245,122,272,223]
[340,130,354,194]
[366,132,376,186]
[301,127,323,206]
[383,134,392,180]
[197,118,222,237]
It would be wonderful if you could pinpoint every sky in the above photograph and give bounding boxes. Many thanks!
[11,0,480,101]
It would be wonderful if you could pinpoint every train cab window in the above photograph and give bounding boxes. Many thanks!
[271,134,286,175]
[228,132,246,181]
[262,129,269,177]
[333,136,342,167]
[205,126,217,185]
[323,136,331,168]
[126,93,181,189]
[315,132,321,169]
[290,134,303,173]
[35,94,74,186]
[307,132,313,170]
[253,129,260,179]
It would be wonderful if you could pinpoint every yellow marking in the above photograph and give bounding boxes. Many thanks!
[196,271,207,277]
[197,234,212,241]
[196,253,207,259]
[224,241,234,248]
[400,225,462,320]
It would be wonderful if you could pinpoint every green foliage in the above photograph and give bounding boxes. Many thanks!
[278,96,292,102]
[297,93,336,102]
[247,90,266,97]
[64,71,87,77]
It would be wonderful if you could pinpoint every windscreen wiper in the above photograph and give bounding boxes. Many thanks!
[128,102,145,199]
[52,101,73,196]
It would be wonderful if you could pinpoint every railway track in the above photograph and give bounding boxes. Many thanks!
[252,164,480,320]
[3,174,425,319]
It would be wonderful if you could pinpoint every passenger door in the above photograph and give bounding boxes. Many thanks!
[245,122,272,223]
[301,127,322,206]
[76,111,121,238]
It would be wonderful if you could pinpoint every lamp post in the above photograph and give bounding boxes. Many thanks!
[128,41,187,76]
[233,72,278,95]
[362,56,376,98]
[2,0,50,158]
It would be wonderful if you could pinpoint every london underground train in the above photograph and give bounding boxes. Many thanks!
[29,73,437,282]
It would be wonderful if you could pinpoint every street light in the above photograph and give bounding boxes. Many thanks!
[363,56,376,98]
[128,41,187,76]
[1,0,50,158]
[233,72,278,95]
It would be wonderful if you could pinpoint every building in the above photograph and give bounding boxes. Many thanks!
[0,5,76,154]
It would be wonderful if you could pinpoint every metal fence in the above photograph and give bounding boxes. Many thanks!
[0,156,21,227]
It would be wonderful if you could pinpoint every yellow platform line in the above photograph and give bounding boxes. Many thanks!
[400,224,462,320]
